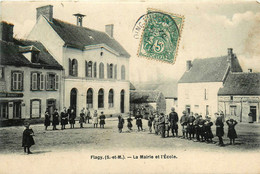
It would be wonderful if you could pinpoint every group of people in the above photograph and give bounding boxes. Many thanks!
[150,108,238,146]
[44,107,106,130]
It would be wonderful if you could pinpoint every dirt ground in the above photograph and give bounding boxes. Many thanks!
[0,117,260,174]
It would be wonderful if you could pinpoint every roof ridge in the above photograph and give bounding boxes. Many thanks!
[194,55,228,61]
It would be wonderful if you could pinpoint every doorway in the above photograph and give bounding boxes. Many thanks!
[120,90,125,113]
[13,101,21,119]
[47,99,56,116]
[70,88,77,115]
[250,106,257,122]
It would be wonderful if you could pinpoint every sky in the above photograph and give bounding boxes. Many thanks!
[1,1,260,83]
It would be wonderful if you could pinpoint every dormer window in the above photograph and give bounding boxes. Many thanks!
[19,45,40,63]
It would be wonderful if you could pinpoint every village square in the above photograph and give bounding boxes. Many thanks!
[0,2,260,173]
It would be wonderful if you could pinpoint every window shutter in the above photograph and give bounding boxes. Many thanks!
[46,74,49,90]
[55,75,59,90]
[85,61,88,77]
[19,73,23,90]
[94,62,97,78]
[107,63,109,79]
[69,59,72,76]
[40,74,44,90]
[114,65,117,79]
[75,61,78,76]
[11,72,14,90]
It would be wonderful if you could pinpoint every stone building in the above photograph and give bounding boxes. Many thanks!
[218,72,260,123]
[178,48,242,118]
[28,5,130,116]
[0,21,63,126]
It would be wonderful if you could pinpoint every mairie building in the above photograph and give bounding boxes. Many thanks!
[28,5,130,116]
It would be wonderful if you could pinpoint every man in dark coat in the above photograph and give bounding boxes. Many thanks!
[99,111,106,128]
[135,111,143,131]
[69,109,76,129]
[44,110,51,130]
[215,113,224,146]
[169,107,179,137]
[193,114,200,142]
[52,109,59,130]
[158,113,166,138]
[180,111,189,139]
[61,107,68,130]
[22,122,35,154]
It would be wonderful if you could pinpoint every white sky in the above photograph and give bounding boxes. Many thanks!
[1,1,260,83]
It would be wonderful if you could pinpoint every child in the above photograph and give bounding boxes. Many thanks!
[99,112,106,128]
[118,115,125,133]
[127,115,133,131]
[215,113,224,146]
[148,114,154,133]
[79,109,85,128]
[93,110,98,128]
[22,122,35,154]
[135,111,143,131]
[226,119,238,145]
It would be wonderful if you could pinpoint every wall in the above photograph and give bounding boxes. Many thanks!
[156,93,166,114]
[178,82,223,119]
[1,65,62,119]
[218,95,260,123]
[165,98,178,115]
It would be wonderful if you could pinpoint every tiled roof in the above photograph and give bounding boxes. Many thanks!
[178,55,242,83]
[47,18,130,58]
[130,90,162,103]
[0,39,63,70]
[218,73,260,95]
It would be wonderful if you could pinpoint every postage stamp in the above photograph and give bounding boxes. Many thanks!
[137,9,184,64]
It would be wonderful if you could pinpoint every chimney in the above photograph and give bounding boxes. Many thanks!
[186,60,192,71]
[37,5,53,22]
[0,21,14,42]
[248,69,252,73]
[227,48,234,71]
[105,24,114,38]
[73,13,85,27]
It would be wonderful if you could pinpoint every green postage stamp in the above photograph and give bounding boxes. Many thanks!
[138,9,184,64]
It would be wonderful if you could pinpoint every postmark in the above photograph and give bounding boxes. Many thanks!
[137,9,184,64]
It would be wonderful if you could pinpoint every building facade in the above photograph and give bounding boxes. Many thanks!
[178,48,243,118]
[218,72,260,123]
[28,5,130,116]
[0,21,63,126]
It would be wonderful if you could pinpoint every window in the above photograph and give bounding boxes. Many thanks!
[46,73,59,90]
[108,64,113,79]
[114,65,117,79]
[30,99,41,118]
[87,61,92,77]
[11,71,23,91]
[0,67,4,80]
[98,89,104,108]
[204,88,208,100]
[69,59,78,76]
[31,72,45,91]
[94,62,97,78]
[99,63,104,79]
[108,89,114,108]
[0,102,8,119]
[230,106,237,116]
[121,65,125,80]
[86,88,93,108]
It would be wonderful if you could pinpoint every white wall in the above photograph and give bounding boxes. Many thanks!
[178,82,223,118]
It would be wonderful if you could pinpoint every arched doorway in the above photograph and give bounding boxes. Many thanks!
[70,88,77,114]
[120,90,125,113]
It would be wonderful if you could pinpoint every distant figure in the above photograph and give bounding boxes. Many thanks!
[226,119,238,145]
[93,110,99,128]
[194,113,200,142]
[198,115,206,142]
[165,115,170,137]
[135,111,143,131]
[180,111,189,139]
[22,122,35,154]
[79,109,85,128]
[61,107,68,130]
[148,114,154,133]
[99,111,106,128]
[118,115,125,133]
[187,112,195,140]
[215,113,224,146]
[158,113,166,138]
[44,110,51,130]
[169,107,179,137]
[69,109,76,129]
[127,115,133,131]
[85,108,91,124]
[52,109,59,130]
[153,112,159,135]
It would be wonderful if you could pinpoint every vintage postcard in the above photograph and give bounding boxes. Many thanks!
[0,1,260,174]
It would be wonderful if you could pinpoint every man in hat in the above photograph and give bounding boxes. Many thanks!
[99,111,106,128]
[215,112,224,146]
[158,113,166,138]
[193,114,201,142]
[187,112,195,140]
[52,108,59,130]
[180,111,189,139]
[169,107,179,137]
